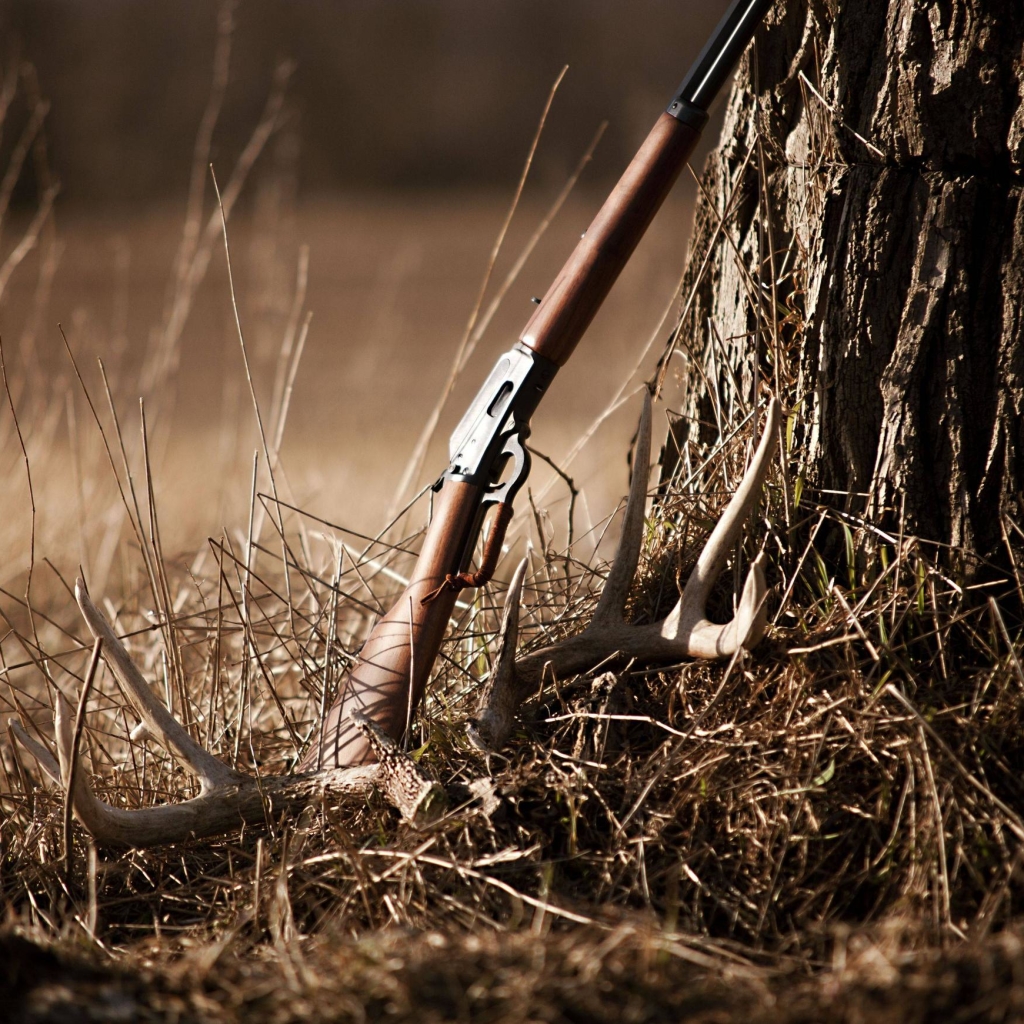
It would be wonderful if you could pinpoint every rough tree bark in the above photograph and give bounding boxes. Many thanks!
[664,0,1024,564]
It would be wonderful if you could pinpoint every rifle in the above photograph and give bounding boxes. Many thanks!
[12,0,780,846]
[299,0,777,770]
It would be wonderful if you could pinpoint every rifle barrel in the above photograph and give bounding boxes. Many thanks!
[672,0,776,112]
[521,0,775,367]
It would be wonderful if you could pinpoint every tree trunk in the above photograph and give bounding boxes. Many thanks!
[664,0,1024,564]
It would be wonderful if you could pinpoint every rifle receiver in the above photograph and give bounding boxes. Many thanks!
[444,342,556,505]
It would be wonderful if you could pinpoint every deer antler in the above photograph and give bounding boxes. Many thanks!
[10,398,776,846]
[468,394,780,752]
[10,581,445,847]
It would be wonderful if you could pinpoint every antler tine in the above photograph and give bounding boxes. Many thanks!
[8,719,62,786]
[10,685,244,847]
[591,389,652,627]
[660,397,779,657]
[471,397,779,751]
[51,685,133,844]
[75,578,237,792]
[467,557,528,751]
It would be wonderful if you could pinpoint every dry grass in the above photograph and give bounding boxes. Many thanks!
[3,23,1024,1024]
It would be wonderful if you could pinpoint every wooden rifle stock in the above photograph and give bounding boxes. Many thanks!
[299,480,483,768]
[300,0,775,770]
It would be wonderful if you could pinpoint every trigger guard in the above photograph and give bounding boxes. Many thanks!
[486,430,530,507]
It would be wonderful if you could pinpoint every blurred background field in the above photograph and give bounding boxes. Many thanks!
[0,0,720,590]
[2,193,694,569]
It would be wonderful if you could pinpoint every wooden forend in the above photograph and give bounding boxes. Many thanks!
[520,113,701,367]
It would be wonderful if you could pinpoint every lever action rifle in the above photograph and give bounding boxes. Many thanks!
[301,0,776,771]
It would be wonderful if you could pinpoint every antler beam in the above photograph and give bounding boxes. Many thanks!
[469,395,779,751]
